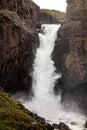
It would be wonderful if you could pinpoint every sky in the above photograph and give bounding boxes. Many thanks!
[33,0,67,12]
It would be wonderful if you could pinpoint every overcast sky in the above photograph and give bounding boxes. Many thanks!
[33,0,67,12]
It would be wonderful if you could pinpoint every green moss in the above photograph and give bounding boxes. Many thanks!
[0,90,48,130]
[41,9,66,21]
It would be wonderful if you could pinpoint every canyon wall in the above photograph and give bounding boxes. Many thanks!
[53,0,87,112]
[0,0,40,93]
[1,0,87,113]
[39,9,65,24]
[0,0,66,93]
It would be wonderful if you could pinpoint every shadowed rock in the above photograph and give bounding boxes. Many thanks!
[53,0,87,113]
[58,122,71,130]
[85,121,87,128]
[0,0,40,94]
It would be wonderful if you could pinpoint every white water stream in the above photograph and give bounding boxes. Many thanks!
[17,24,86,130]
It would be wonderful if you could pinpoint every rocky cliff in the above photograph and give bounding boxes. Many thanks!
[0,0,40,22]
[0,0,66,94]
[53,0,87,112]
[0,0,40,93]
[39,9,65,24]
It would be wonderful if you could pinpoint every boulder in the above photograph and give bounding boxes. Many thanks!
[58,122,70,130]
[45,123,54,130]
[52,123,59,129]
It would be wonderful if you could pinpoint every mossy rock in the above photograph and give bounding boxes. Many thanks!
[0,90,48,130]
[41,9,66,22]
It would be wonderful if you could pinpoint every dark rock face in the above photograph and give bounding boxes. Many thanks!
[52,123,59,129]
[0,0,40,93]
[0,0,40,22]
[53,0,87,112]
[85,121,87,128]
[58,122,71,130]
[52,122,70,130]
[45,123,54,130]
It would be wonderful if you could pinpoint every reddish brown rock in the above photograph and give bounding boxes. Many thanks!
[0,0,39,93]
[66,0,87,20]
[53,0,87,112]
[0,0,40,23]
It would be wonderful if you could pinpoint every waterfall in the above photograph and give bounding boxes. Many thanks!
[28,24,62,116]
[32,24,61,99]
[16,24,86,130]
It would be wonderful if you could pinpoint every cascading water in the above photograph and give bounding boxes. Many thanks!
[25,24,62,116]
[32,24,61,98]
[17,24,86,130]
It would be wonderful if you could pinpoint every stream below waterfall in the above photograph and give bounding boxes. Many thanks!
[14,24,87,130]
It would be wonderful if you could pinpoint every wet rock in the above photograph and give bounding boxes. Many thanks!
[36,116,45,124]
[45,123,54,130]
[70,122,77,126]
[85,121,87,128]
[36,23,41,29]
[58,122,71,130]
[52,123,59,129]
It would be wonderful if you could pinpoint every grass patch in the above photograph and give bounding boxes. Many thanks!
[41,9,66,21]
[0,90,48,130]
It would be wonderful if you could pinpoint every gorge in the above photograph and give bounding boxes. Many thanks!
[18,24,86,130]
[0,0,87,130]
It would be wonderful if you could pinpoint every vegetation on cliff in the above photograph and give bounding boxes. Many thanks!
[41,9,66,23]
[0,89,48,130]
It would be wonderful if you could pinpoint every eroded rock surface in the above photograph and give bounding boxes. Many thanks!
[0,0,40,93]
[53,0,87,112]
